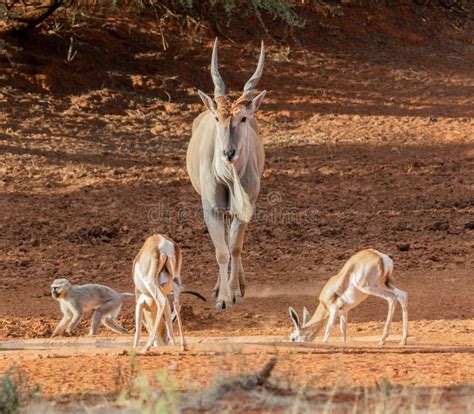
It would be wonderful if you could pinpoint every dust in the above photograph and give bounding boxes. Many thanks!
[245,284,324,299]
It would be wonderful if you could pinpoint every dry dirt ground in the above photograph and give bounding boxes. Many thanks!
[0,1,473,411]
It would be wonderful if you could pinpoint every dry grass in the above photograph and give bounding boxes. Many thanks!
[0,366,39,414]
[18,356,474,413]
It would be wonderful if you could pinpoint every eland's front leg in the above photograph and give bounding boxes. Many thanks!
[229,217,248,302]
[204,209,232,310]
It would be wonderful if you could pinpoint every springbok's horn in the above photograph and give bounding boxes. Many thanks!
[211,38,226,99]
[241,41,265,101]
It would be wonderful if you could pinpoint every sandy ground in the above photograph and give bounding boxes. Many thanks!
[1,326,473,400]
[0,1,473,410]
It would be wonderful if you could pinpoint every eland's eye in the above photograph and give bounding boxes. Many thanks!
[215,116,219,122]
[241,117,247,123]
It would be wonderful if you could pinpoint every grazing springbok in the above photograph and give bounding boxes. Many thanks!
[289,249,408,345]
[133,234,185,352]
[187,38,266,310]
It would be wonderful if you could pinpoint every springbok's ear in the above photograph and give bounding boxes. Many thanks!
[198,90,217,114]
[288,306,300,329]
[247,90,266,114]
[302,307,310,325]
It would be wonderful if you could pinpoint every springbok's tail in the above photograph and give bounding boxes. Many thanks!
[181,290,207,301]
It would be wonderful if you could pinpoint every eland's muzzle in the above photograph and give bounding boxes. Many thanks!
[223,149,236,162]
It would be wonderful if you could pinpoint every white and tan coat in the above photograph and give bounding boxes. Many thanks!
[289,249,408,345]
[132,234,185,352]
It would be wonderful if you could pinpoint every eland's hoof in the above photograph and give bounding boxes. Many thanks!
[231,291,243,304]
[215,301,226,311]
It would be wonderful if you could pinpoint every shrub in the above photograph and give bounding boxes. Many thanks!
[0,366,40,414]
[0,0,304,35]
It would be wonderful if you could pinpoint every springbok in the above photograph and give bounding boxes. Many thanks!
[289,249,408,345]
[132,234,185,352]
[186,38,266,310]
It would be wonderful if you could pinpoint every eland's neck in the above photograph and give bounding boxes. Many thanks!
[211,131,254,223]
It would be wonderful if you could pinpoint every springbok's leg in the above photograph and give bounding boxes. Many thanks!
[229,217,248,302]
[172,284,186,351]
[323,305,338,343]
[143,289,168,352]
[360,286,397,345]
[162,299,175,346]
[339,312,348,343]
[167,258,186,351]
[389,286,409,345]
[157,319,168,345]
[142,308,163,346]
[134,297,145,348]
[204,208,231,310]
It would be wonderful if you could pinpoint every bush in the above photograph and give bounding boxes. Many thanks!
[0,0,304,35]
[147,0,304,29]
[0,366,40,414]
[0,1,69,33]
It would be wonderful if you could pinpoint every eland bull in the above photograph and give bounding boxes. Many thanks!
[186,39,266,310]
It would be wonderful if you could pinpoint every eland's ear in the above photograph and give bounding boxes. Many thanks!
[288,306,300,329]
[302,307,310,325]
[198,90,217,114]
[247,90,266,115]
